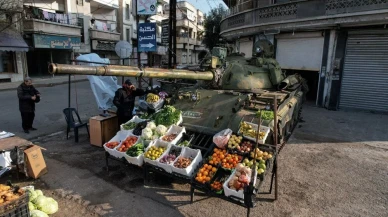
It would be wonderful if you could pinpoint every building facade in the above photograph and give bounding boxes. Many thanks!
[165,1,206,66]
[22,0,120,76]
[0,0,28,83]
[221,0,388,112]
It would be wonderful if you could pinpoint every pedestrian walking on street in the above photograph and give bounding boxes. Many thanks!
[17,77,40,133]
[113,79,145,125]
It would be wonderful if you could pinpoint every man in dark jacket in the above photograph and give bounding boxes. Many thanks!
[17,77,40,133]
[113,79,145,125]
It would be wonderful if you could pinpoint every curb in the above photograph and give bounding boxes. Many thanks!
[0,79,88,92]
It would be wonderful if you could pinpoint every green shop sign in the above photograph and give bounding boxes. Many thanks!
[33,34,81,49]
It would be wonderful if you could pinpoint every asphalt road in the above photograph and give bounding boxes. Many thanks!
[0,81,99,140]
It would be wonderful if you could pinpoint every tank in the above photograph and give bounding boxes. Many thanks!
[48,39,308,143]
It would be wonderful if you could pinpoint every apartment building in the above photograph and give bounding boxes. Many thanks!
[221,0,388,112]
[165,1,206,65]
[22,0,120,76]
[0,0,28,82]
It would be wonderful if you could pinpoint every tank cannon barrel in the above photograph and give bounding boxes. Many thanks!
[48,63,214,81]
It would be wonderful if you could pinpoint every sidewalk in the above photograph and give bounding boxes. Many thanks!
[0,75,88,91]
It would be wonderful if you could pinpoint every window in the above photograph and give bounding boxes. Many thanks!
[126,4,130,20]
[126,28,130,42]
[0,51,15,73]
[78,18,85,42]
[76,0,83,6]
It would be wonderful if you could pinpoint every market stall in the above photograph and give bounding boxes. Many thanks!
[102,94,281,217]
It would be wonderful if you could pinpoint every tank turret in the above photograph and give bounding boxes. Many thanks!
[48,38,307,143]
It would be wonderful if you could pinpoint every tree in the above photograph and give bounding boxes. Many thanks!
[203,4,226,50]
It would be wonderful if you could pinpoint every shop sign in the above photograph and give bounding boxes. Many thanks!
[137,0,157,15]
[33,34,81,49]
[92,40,115,51]
[138,23,157,52]
[161,19,169,46]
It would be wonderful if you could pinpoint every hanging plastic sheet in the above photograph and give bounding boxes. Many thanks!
[76,53,121,110]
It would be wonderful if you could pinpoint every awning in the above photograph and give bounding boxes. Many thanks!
[0,25,29,52]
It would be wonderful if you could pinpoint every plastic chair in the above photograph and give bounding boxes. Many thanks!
[63,108,90,142]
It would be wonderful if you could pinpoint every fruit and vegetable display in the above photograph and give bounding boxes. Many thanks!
[173,157,193,169]
[121,122,137,130]
[227,135,242,149]
[177,140,190,147]
[256,110,274,120]
[105,141,119,149]
[126,143,144,157]
[195,164,217,184]
[239,121,265,139]
[141,122,168,141]
[242,158,267,175]
[146,93,160,103]
[227,164,252,191]
[27,188,58,215]
[117,136,138,152]
[209,148,227,166]
[210,181,223,192]
[154,106,181,126]
[144,146,167,160]
[133,121,148,136]
[0,184,24,205]
[161,133,178,142]
[238,141,253,154]
[159,147,181,164]
[250,148,273,161]
[221,153,243,169]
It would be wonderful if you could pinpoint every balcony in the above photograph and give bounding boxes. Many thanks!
[177,37,197,45]
[23,19,81,36]
[221,0,388,38]
[90,29,120,41]
[177,19,196,29]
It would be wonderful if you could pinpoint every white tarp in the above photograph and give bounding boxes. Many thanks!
[76,53,121,110]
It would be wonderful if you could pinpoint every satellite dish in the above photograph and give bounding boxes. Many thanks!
[115,41,132,59]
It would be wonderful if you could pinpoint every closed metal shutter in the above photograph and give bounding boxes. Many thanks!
[339,30,388,112]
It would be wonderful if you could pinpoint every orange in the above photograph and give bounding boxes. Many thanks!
[205,177,211,182]
[203,171,209,176]
[204,164,209,168]
[212,168,217,173]
[209,160,214,165]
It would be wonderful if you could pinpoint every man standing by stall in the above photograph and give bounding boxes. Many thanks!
[113,79,146,125]
[17,77,40,133]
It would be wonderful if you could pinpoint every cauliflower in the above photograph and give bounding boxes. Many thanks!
[155,125,167,135]
[146,121,156,130]
[141,128,153,140]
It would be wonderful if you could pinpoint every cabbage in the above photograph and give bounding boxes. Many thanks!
[34,196,58,215]
[35,190,43,196]
[141,128,153,140]
[27,189,38,202]
[155,125,167,135]
[146,121,156,130]
[29,202,36,210]
[30,210,49,217]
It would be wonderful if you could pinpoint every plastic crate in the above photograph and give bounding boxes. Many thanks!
[143,140,170,166]
[237,122,270,144]
[103,131,132,158]
[157,145,183,173]
[120,116,147,131]
[0,193,29,217]
[159,125,185,145]
[171,147,202,177]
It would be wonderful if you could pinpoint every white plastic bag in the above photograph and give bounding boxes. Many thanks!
[213,129,233,149]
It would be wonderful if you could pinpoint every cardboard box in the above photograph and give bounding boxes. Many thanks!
[89,114,118,147]
[24,145,47,179]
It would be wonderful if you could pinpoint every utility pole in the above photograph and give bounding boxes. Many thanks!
[168,0,177,68]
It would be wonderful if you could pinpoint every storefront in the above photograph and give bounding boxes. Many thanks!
[338,30,388,112]
[26,34,81,76]
[91,40,120,65]
[0,26,28,82]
